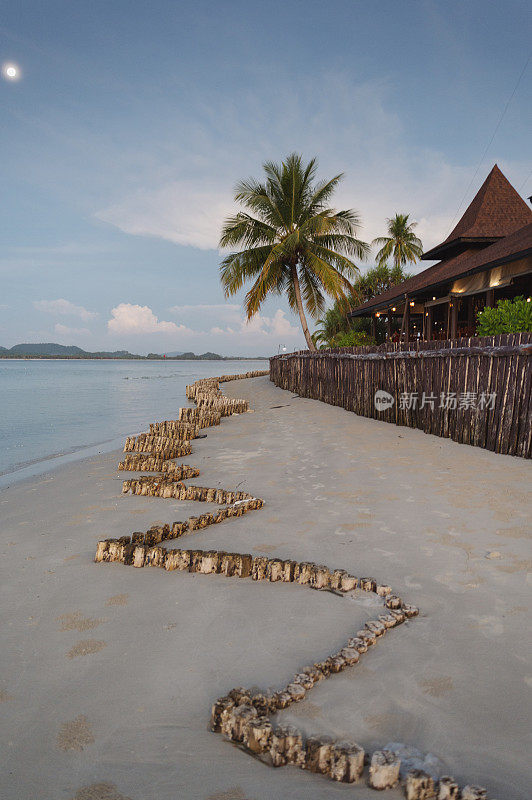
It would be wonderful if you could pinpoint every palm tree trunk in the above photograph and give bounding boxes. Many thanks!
[291,264,316,351]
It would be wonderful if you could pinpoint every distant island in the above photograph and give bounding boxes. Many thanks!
[0,343,268,360]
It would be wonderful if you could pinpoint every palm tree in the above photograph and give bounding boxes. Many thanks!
[311,306,348,347]
[219,153,369,351]
[372,213,423,269]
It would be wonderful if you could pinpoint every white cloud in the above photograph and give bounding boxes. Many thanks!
[54,323,91,336]
[269,309,301,338]
[107,303,191,335]
[97,182,229,250]
[92,74,491,258]
[210,308,300,339]
[34,298,99,321]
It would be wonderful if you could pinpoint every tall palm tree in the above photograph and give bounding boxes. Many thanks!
[219,153,369,351]
[372,213,423,269]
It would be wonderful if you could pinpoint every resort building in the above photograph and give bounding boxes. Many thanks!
[348,165,532,341]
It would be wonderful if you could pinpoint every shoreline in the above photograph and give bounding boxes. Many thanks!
[0,356,270,361]
[0,360,268,490]
[1,375,530,799]
[0,442,127,492]
[0,439,127,492]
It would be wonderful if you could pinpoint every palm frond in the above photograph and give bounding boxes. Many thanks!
[302,248,355,299]
[220,245,276,296]
[219,213,278,249]
[300,267,327,318]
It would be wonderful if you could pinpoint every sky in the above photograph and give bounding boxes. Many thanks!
[1,0,531,356]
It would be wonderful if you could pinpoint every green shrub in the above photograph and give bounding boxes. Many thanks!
[476,296,532,335]
[329,329,374,348]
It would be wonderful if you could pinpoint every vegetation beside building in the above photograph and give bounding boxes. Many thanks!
[476,296,532,335]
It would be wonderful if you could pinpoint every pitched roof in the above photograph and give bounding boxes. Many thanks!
[422,165,532,260]
[349,222,532,317]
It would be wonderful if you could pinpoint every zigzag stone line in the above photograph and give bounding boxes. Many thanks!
[94,370,490,800]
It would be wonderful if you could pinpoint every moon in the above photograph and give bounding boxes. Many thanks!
[2,63,21,81]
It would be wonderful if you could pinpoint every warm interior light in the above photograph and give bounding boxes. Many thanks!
[527,297,531,302]
[409,301,414,306]
[432,296,436,301]
[391,307,396,312]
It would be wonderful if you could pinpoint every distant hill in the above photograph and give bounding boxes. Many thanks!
[147,351,223,360]
[9,343,87,356]
[164,351,184,357]
[0,343,268,360]
[1,343,137,358]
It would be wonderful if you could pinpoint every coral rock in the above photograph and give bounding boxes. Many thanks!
[330,741,364,782]
[368,749,401,789]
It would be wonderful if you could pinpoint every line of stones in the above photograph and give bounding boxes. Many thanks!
[124,426,197,452]
[121,477,257,502]
[96,373,490,800]
[95,494,263,562]
[95,532,481,799]
[117,446,193,472]
[159,409,222,429]
[216,370,269,382]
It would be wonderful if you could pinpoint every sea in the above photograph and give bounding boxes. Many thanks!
[0,359,267,488]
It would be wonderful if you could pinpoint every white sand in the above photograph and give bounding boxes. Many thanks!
[0,375,530,800]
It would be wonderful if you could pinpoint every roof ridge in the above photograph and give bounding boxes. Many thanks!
[446,164,532,243]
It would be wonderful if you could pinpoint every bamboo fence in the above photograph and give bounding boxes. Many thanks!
[269,333,532,458]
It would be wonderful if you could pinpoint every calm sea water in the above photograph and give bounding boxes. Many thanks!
[0,359,267,486]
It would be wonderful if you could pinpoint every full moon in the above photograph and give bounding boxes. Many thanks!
[2,62,20,81]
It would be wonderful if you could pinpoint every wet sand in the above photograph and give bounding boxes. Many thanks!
[1,375,530,799]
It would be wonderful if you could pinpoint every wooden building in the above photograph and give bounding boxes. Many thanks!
[348,165,532,342]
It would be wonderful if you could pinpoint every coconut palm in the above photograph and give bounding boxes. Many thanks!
[372,213,423,269]
[311,306,348,347]
[219,153,369,351]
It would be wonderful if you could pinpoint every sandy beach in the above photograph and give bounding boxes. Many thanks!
[1,374,531,800]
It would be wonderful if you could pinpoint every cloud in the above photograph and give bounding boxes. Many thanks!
[54,323,91,337]
[107,303,191,335]
[97,182,230,250]
[93,73,485,258]
[210,309,300,339]
[173,302,302,340]
[269,309,301,338]
[105,302,301,349]
[36,301,305,354]
[34,298,99,321]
